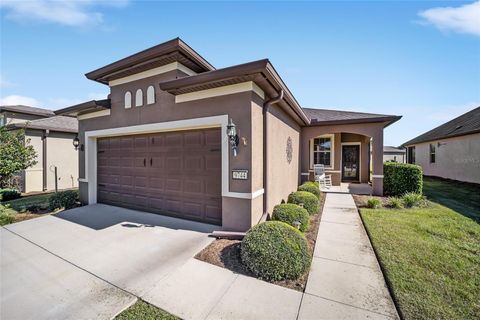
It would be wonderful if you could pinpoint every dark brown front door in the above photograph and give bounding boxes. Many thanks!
[97,128,222,225]
[342,145,360,182]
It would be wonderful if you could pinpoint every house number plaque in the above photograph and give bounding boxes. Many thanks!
[232,169,248,180]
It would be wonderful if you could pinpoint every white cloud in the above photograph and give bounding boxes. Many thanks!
[418,1,480,36]
[0,0,129,27]
[0,95,41,107]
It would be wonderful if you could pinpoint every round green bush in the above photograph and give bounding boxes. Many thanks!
[241,221,310,281]
[272,203,310,232]
[297,181,320,199]
[287,191,319,215]
[49,190,79,210]
[0,189,21,202]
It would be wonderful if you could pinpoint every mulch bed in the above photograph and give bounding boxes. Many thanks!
[195,193,326,292]
[353,194,388,208]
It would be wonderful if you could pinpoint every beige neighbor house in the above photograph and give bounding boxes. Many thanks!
[56,38,401,231]
[383,146,406,163]
[0,105,79,193]
[403,106,480,184]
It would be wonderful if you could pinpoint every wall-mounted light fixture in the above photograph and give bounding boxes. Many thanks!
[226,118,239,157]
[73,136,84,151]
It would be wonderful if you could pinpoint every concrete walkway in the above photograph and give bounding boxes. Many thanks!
[298,193,399,319]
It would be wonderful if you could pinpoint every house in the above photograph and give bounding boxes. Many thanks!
[383,146,406,163]
[55,38,401,231]
[403,106,480,184]
[0,105,79,193]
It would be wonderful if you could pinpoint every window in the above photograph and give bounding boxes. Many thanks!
[135,89,143,107]
[312,136,332,167]
[0,114,5,126]
[407,146,416,164]
[429,143,436,163]
[147,85,155,105]
[124,91,132,109]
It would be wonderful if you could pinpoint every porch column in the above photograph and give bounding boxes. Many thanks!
[371,131,384,196]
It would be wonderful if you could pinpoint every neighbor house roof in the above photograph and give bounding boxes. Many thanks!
[384,146,405,153]
[0,105,55,117]
[54,99,111,117]
[85,38,215,84]
[403,106,480,146]
[8,116,78,133]
[159,59,311,125]
[303,108,401,127]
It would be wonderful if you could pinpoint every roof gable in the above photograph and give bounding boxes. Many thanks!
[0,105,54,117]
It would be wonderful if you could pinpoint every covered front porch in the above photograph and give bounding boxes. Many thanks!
[300,109,401,196]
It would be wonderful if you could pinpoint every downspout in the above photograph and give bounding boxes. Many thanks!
[262,89,284,219]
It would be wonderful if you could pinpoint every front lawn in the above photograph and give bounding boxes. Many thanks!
[115,300,178,320]
[358,181,480,319]
[423,176,480,221]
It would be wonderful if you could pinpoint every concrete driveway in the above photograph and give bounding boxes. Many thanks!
[1,204,218,320]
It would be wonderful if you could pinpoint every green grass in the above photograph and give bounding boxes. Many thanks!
[423,176,480,221]
[360,179,480,319]
[3,193,52,213]
[115,300,178,320]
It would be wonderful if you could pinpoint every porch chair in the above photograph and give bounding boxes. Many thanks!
[314,164,332,189]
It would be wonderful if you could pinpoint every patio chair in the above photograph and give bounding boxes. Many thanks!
[314,164,332,189]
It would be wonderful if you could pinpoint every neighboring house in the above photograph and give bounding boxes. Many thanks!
[403,106,480,184]
[383,146,406,163]
[0,105,79,193]
[55,38,400,231]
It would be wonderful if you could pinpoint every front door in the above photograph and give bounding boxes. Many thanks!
[342,145,360,181]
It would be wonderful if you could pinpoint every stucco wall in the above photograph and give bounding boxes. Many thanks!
[409,133,480,184]
[24,131,43,193]
[77,70,268,231]
[46,132,79,191]
[266,103,301,213]
[384,153,405,163]
[301,122,385,195]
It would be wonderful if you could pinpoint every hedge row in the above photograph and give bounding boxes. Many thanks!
[383,162,423,196]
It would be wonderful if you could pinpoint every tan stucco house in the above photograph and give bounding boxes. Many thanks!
[1,105,79,193]
[56,38,400,231]
[403,106,480,184]
[383,146,406,163]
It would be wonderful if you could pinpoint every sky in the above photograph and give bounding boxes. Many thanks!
[1,0,479,146]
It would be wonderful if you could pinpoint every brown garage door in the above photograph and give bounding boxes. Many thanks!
[97,128,222,225]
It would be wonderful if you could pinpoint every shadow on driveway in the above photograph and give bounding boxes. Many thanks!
[55,203,219,233]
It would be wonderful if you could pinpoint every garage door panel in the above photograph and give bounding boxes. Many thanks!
[97,128,222,225]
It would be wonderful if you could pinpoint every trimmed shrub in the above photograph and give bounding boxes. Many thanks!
[0,205,15,226]
[272,203,310,232]
[297,181,320,199]
[383,162,423,196]
[402,192,425,208]
[367,197,381,209]
[387,197,403,209]
[49,190,78,210]
[0,189,21,202]
[241,221,310,281]
[287,191,319,215]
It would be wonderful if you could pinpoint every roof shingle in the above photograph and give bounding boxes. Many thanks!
[303,108,401,126]
[0,105,55,117]
[9,116,78,133]
[403,106,480,146]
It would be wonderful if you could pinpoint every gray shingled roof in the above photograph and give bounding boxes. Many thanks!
[303,108,401,126]
[0,105,55,117]
[9,116,78,133]
[384,146,405,153]
[403,106,480,146]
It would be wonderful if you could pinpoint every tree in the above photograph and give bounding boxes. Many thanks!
[0,126,37,188]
